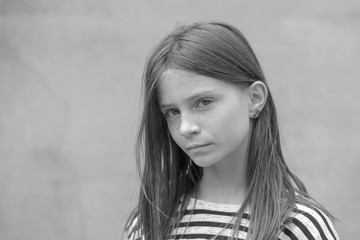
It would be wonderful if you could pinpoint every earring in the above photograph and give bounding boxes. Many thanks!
[252,109,261,118]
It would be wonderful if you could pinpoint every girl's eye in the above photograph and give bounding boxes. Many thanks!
[165,109,180,118]
[197,99,212,107]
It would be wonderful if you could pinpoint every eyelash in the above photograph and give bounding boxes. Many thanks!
[163,98,214,119]
[196,98,213,107]
[164,109,180,118]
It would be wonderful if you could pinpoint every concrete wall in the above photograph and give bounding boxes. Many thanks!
[0,0,359,239]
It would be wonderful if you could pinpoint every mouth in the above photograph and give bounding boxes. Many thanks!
[186,143,211,151]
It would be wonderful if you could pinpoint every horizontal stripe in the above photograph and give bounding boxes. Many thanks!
[187,198,242,212]
[172,226,248,239]
[183,209,250,219]
[179,221,233,229]
[178,221,249,232]
[125,202,339,240]
[170,233,245,240]
[179,213,250,227]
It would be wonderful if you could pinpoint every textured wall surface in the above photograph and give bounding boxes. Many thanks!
[0,0,359,239]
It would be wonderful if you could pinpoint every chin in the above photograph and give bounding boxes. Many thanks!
[191,157,219,168]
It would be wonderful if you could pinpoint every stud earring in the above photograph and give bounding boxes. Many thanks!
[252,109,261,118]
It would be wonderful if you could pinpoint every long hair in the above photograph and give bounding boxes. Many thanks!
[125,21,331,240]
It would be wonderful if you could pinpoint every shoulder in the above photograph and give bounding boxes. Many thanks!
[279,202,340,240]
[123,210,144,240]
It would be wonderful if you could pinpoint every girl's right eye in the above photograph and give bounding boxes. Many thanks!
[164,109,180,118]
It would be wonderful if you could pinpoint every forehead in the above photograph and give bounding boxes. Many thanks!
[157,69,231,104]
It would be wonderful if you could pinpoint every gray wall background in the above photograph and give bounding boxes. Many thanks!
[0,0,359,239]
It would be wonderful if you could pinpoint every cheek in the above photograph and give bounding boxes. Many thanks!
[166,120,181,143]
[213,104,250,140]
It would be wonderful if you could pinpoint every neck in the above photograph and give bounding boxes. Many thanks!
[197,154,247,205]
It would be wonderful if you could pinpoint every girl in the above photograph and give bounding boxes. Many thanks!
[123,21,339,240]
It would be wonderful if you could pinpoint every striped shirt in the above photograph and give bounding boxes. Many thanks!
[124,198,339,240]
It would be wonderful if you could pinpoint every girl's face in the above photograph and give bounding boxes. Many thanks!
[158,69,252,168]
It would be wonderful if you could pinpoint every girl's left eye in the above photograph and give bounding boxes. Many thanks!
[197,99,212,107]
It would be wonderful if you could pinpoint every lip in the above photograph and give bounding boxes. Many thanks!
[186,143,211,150]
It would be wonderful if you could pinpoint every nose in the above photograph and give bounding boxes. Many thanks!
[179,114,200,137]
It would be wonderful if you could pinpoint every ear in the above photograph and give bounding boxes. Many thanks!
[248,81,268,118]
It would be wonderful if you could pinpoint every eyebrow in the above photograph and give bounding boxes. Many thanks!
[160,89,219,110]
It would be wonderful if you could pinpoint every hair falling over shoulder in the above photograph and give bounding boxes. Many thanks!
[123,21,334,240]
